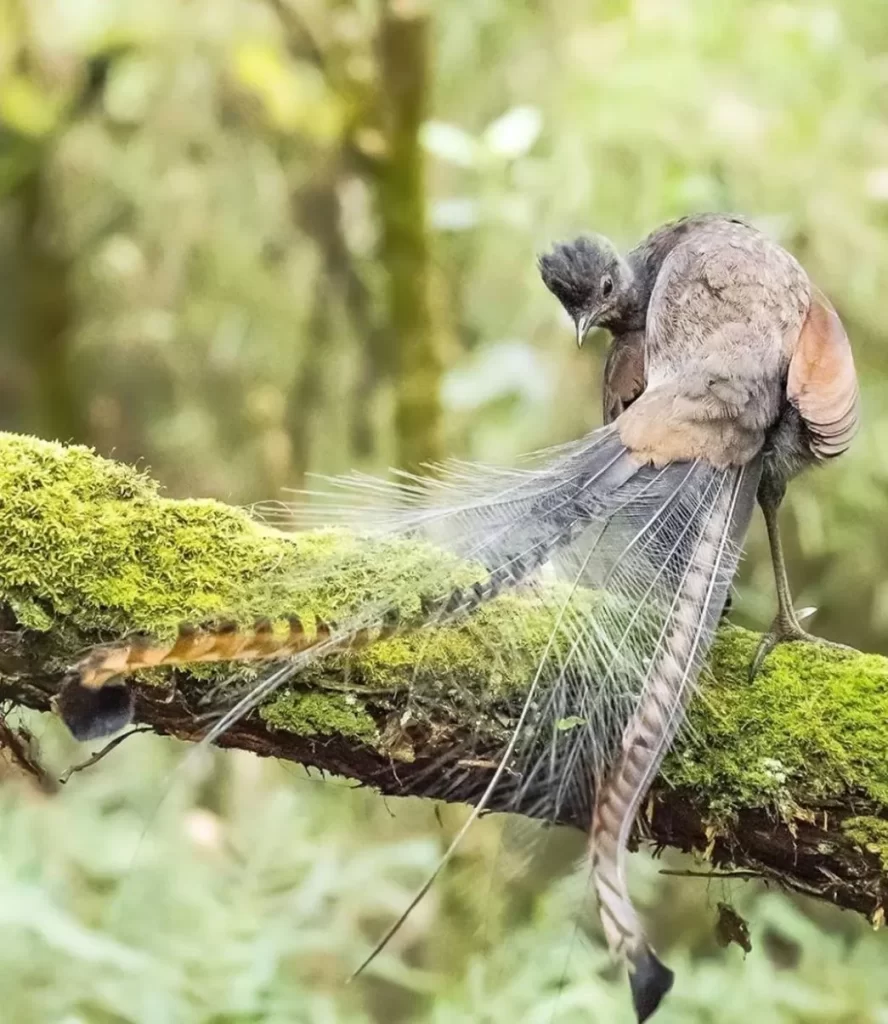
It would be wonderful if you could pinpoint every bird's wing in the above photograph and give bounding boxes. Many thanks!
[787,289,860,459]
[602,330,646,424]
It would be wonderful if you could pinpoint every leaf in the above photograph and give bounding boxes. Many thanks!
[0,75,63,138]
[556,715,586,732]
[420,120,479,167]
[429,197,479,231]
[715,902,752,954]
[482,106,542,159]
[103,56,159,125]
[442,341,553,411]
[231,43,341,140]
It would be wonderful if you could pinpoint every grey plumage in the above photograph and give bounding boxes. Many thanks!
[540,213,858,1020]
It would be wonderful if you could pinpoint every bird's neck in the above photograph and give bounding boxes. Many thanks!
[605,259,648,334]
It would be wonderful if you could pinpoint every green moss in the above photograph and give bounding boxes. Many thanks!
[0,433,504,728]
[667,626,888,818]
[0,432,482,648]
[351,594,562,696]
[260,691,378,744]
[3,432,888,827]
[842,816,888,866]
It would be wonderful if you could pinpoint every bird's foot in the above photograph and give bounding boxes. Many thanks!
[748,608,850,682]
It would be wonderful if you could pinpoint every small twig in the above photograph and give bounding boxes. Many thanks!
[457,757,499,769]
[317,681,404,697]
[59,725,152,784]
[266,0,328,73]
[659,868,765,881]
[0,713,55,791]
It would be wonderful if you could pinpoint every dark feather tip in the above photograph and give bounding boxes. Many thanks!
[628,945,674,1023]
[56,676,135,742]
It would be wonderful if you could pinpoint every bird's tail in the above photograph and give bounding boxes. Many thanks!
[589,457,761,1022]
[57,424,640,742]
[56,413,761,1024]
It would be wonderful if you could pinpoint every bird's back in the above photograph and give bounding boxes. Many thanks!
[619,220,810,468]
[627,212,754,282]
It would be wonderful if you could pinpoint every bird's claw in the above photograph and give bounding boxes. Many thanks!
[748,609,848,683]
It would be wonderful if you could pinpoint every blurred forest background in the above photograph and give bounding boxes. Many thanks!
[1,0,888,1021]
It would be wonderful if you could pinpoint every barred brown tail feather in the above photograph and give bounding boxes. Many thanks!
[589,459,760,1019]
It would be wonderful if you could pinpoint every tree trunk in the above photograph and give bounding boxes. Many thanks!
[14,169,86,443]
[377,0,443,469]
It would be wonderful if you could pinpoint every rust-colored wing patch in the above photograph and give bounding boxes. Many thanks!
[787,291,859,459]
[602,330,646,424]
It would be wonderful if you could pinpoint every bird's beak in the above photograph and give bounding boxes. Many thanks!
[574,313,593,348]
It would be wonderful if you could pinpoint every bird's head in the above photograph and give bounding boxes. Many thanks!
[538,234,635,346]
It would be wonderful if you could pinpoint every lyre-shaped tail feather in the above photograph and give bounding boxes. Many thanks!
[58,425,638,742]
[57,615,340,742]
[345,452,756,985]
[589,458,761,1021]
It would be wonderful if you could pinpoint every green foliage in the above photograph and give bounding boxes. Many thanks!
[2,1,888,1020]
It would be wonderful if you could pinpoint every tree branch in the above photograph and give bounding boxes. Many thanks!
[0,432,886,925]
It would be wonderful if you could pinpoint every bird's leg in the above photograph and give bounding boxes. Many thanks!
[719,590,733,622]
[749,481,846,681]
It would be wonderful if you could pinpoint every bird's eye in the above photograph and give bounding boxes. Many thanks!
[600,274,614,299]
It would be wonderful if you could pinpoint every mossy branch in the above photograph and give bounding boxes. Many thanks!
[0,433,886,924]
